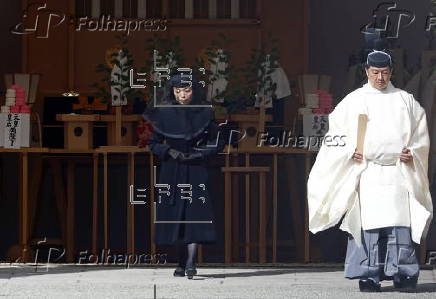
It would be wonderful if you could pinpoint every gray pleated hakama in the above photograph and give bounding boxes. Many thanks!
[344,226,419,283]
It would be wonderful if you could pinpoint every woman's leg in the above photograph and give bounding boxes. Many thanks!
[186,243,198,269]
[185,243,198,279]
[173,243,186,277]
[176,242,186,268]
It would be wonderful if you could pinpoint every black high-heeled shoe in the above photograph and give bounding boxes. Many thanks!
[185,268,197,279]
[173,266,185,277]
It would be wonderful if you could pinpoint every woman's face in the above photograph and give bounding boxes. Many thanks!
[173,87,193,104]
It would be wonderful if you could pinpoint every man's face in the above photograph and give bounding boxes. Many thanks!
[173,87,193,104]
[365,66,392,90]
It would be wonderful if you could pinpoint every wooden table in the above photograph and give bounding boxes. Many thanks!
[1,148,102,262]
[223,146,317,263]
[6,145,433,265]
[92,145,317,264]
[47,148,97,261]
[4,146,316,263]
[222,165,270,263]
[0,148,49,261]
[94,146,150,256]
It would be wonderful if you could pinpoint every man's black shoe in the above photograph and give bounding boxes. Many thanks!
[359,279,381,292]
[393,276,417,289]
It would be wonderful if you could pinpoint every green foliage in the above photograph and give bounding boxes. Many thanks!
[144,34,185,75]
[195,33,234,104]
[243,33,280,101]
[90,34,143,105]
[195,32,281,113]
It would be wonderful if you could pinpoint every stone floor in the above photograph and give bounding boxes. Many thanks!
[0,264,435,298]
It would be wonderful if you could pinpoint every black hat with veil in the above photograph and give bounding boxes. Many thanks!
[143,73,213,140]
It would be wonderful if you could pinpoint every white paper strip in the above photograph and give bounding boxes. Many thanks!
[114,0,123,17]
[231,0,239,19]
[208,0,217,19]
[21,114,30,148]
[0,114,5,147]
[91,0,100,18]
[14,74,29,103]
[137,0,147,18]
[4,113,22,149]
[185,0,194,19]
[27,74,40,105]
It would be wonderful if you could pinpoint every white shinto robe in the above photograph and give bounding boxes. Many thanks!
[307,82,433,246]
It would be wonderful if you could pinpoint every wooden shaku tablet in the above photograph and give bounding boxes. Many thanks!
[356,114,368,155]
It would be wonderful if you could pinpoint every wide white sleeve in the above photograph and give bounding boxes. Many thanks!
[404,98,433,242]
[307,98,361,233]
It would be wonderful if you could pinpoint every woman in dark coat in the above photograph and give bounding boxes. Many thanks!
[143,74,225,279]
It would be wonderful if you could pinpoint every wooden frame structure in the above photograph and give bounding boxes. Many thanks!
[4,146,317,264]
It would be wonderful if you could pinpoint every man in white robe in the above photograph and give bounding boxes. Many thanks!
[307,50,433,292]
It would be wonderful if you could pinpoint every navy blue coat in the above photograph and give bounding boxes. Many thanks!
[146,107,225,245]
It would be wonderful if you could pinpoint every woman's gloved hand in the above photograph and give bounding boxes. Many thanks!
[167,148,184,160]
[167,149,204,162]
[180,152,203,161]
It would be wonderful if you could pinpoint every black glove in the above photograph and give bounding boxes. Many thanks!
[177,152,204,162]
[167,149,204,162]
[167,148,184,160]
[184,152,204,161]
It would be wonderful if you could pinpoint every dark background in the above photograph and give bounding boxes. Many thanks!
[1,0,435,263]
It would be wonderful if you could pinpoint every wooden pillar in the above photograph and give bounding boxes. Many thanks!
[289,155,305,261]
[115,107,122,146]
[224,154,232,263]
[67,0,75,90]
[222,164,270,264]
[103,153,108,250]
[20,152,30,261]
[50,160,67,249]
[231,153,240,261]
[149,153,156,255]
[92,153,98,255]
[29,155,43,254]
[259,171,266,263]
[65,160,75,262]
[245,154,250,263]
[198,245,203,264]
[304,154,311,262]
[127,153,135,254]
[272,154,278,263]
